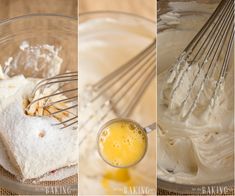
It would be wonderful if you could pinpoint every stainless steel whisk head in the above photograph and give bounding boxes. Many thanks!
[165,0,234,119]
[26,72,78,129]
[80,39,156,142]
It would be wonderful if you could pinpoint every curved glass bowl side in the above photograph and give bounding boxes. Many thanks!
[0,14,77,77]
[157,1,234,194]
[0,14,77,195]
[79,11,157,195]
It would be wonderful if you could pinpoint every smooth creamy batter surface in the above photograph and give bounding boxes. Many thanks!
[158,2,234,184]
[79,15,156,194]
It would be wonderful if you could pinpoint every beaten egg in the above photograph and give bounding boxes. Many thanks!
[98,119,148,168]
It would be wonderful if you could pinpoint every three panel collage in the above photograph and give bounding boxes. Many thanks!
[0,0,234,195]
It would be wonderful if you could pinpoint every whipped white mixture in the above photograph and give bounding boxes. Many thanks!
[0,42,78,181]
[79,16,156,194]
[158,2,234,184]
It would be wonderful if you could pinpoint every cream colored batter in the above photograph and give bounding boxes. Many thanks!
[158,1,234,184]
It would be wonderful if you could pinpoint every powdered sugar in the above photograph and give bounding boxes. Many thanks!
[0,41,78,182]
[1,41,62,78]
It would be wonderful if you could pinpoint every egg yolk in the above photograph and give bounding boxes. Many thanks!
[101,168,134,194]
[98,120,147,167]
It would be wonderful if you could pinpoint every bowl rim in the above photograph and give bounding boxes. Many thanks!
[0,13,77,26]
[79,10,155,24]
[158,178,234,194]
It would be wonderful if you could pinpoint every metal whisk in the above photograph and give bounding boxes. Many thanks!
[26,72,78,129]
[80,39,156,143]
[165,0,234,119]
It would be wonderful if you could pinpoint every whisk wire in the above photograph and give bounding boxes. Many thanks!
[27,71,78,129]
[93,39,156,90]
[184,0,228,53]
[210,29,234,107]
[80,39,156,144]
[180,1,234,118]
[167,0,234,119]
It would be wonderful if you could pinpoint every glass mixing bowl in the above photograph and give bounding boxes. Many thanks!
[79,11,156,195]
[0,14,77,195]
[157,0,234,195]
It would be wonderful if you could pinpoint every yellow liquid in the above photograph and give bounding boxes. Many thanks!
[101,168,134,194]
[98,120,147,167]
